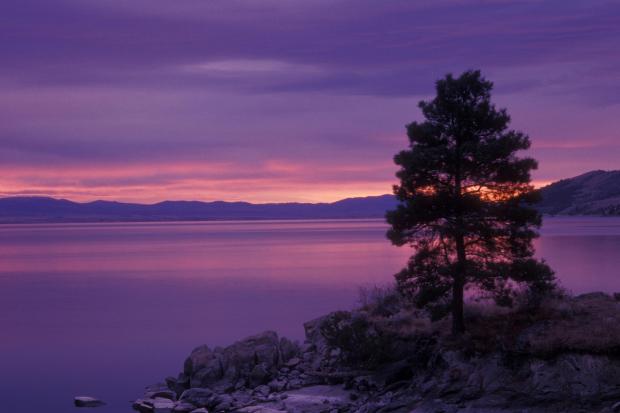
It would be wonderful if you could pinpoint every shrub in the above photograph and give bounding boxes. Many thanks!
[319,311,396,368]
[358,284,405,317]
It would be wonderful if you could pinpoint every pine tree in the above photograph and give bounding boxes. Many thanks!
[387,70,555,335]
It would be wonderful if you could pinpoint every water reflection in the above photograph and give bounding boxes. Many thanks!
[0,217,619,412]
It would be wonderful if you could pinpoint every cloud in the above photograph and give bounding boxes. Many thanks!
[0,0,618,201]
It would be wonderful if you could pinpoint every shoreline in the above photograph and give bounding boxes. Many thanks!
[132,291,620,413]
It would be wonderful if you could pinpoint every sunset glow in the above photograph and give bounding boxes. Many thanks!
[1,0,619,203]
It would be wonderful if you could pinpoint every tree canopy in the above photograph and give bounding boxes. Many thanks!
[387,70,555,335]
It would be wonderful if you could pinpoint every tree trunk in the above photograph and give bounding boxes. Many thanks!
[453,137,466,336]
[452,233,466,335]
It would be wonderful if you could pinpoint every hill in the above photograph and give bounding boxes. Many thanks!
[0,195,397,223]
[3,170,620,223]
[538,170,620,215]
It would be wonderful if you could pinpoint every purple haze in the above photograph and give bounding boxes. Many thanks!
[1,0,619,202]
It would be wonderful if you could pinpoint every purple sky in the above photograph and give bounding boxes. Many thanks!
[1,0,619,203]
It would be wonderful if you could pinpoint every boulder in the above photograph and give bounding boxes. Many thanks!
[180,388,214,407]
[267,379,287,392]
[235,407,286,413]
[211,393,234,411]
[285,357,301,368]
[282,385,352,412]
[189,354,225,388]
[167,375,190,397]
[253,384,271,397]
[185,345,214,376]
[133,401,154,413]
[184,331,297,391]
[222,331,280,374]
[151,398,175,413]
[279,337,299,363]
[146,389,177,401]
[172,402,196,412]
[249,364,270,388]
[303,314,334,355]
[74,396,106,407]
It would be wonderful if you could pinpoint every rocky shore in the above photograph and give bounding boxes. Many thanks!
[133,292,620,413]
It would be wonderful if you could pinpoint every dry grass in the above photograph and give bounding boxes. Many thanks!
[357,286,620,357]
[519,292,620,356]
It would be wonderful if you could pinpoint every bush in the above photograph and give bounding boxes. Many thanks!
[319,311,396,368]
[358,284,405,317]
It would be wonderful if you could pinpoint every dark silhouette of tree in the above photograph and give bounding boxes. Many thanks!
[387,70,555,335]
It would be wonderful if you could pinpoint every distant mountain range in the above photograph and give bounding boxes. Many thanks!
[537,170,620,215]
[1,170,618,223]
[0,195,398,223]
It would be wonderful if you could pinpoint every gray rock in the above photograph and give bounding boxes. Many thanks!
[185,345,214,376]
[149,398,175,413]
[180,388,214,407]
[133,401,154,413]
[146,389,177,401]
[285,357,301,367]
[267,379,287,392]
[74,396,106,407]
[222,332,280,375]
[185,331,291,391]
[211,393,233,411]
[249,363,270,388]
[282,385,352,412]
[172,402,196,413]
[235,407,286,413]
[254,384,271,397]
[191,356,225,388]
[167,375,190,397]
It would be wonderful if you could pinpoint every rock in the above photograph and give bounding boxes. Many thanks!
[172,402,196,412]
[138,294,620,413]
[167,375,190,397]
[249,363,270,387]
[254,384,271,397]
[180,388,214,407]
[267,379,287,392]
[190,409,209,413]
[372,360,413,387]
[185,345,214,376]
[211,393,233,411]
[152,398,176,413]
[303,314,336,354]
[222,332,281,376]
[74,396,106,407]
[235,407,286,413]
[186,331,290,391]
[146,389,177,400]
[279,337,300,362]
[134,401,154,413]
[282,385,352,412]
[285,357,301,367]
[190,356,225,388]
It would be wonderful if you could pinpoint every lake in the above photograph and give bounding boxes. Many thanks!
[1,217,619,412]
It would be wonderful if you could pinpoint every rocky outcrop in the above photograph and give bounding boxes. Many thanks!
[134,293,620,413]
[170,331,300,395]
[74,396,106,407]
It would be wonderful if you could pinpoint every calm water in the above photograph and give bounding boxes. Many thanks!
[1,217,619,412]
